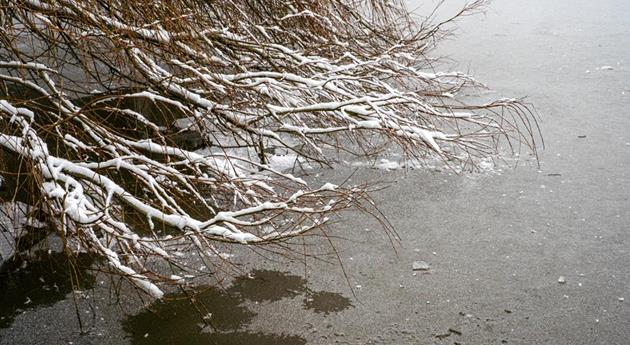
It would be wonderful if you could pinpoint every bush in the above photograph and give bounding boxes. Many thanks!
[0,0,538,297]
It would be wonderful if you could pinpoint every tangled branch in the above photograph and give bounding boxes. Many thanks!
[0,0,539,297]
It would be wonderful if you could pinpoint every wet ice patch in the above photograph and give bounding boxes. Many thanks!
[303,291,353,314]
[123,269,353,345]
[0,252,95,328]
[228,269,305,303]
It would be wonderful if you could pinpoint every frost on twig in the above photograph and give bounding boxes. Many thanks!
[0,0,539,297]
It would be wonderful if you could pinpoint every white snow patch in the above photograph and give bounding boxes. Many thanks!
[218,252,233,260]
[477,158,496,173]
[267,154,300,172]
[350,158,404,170]
[319,183,337,191]
[374,158,401,170]
[169,275,184,282]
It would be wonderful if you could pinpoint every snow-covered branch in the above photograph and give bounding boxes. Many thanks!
[0,0,539,297]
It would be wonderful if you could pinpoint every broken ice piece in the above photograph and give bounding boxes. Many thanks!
[558,276,567,284]
[412,261,430,271]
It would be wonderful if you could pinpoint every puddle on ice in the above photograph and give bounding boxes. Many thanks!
[228,269,306,302]
[0,252,95,328]
[303,291,353,314]
[123,269,353,345]
[122,284,277,345]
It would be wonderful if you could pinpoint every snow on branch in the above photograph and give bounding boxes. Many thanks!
[0,0,539,297]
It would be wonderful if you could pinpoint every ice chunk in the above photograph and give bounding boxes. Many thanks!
[412,261,430,271]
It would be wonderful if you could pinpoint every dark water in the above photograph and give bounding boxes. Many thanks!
[228,269,307,303]
[303,291,353,314]
[0,252,95,328]
[122,269,353,345]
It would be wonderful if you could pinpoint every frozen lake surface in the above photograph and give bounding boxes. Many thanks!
[1,0,629,344]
